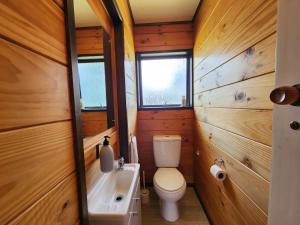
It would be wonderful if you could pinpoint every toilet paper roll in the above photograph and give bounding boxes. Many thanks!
[210,164,226,181]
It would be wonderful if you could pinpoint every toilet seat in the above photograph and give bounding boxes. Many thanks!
[154,168,185,192]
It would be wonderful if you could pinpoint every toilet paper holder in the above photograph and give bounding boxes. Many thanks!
[214,159,225,166]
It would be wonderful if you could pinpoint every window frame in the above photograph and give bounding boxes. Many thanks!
[136,50,193,110]
[78,54,107,112]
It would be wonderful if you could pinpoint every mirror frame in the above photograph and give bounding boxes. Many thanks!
[103,31,115,128]
[64,0,89,224]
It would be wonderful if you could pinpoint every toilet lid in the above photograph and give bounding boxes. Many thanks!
[154,168,185,192]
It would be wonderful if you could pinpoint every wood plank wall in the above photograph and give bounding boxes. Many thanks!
[193,0,277,224]
[76,27,103,55]
[137,110,194,184]
[115,0,138,140]
[0,0,79,224]
[81,111,107,137]
[134,23,194,52]
[134,22,194,52]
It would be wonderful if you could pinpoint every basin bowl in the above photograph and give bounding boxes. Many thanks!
[88,163,140,225]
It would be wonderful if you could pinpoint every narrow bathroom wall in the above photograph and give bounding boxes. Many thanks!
[0,0,79,224]
[193,0,276,224]
[115,0,138,139]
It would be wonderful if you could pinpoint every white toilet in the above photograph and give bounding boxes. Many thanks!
[153,135,186,222]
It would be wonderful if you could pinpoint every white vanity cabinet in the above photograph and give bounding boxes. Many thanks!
[128,179,141,225]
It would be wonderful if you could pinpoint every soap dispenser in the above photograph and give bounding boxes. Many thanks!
[100,135,114,172]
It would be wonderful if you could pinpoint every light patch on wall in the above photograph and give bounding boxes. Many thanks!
[74,0,100,28]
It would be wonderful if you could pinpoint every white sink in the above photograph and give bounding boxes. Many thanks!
[88,163,140,225]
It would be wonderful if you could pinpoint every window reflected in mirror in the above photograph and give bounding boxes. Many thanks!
[78,55,106,110]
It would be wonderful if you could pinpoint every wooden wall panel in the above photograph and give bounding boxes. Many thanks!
[193,0,277,224]
[0,0,67,64]
[197,121,272,181]
[0,1,79,224]
[194,73,275,109]
[9,173,79,225]
[81,111,107,137]
[194,0,276,76]
[137,109,194,184]
[76,27,103,55]
[116,0,138,140]
[0,38,71,131]
[0,121,76,224]
[194,34,276,89]
[134,23,194,52]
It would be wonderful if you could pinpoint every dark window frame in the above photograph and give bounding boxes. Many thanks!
[78,54,107,112]
[136,50,193,110]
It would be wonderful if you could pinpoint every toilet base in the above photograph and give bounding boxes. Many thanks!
[160,200,179,222]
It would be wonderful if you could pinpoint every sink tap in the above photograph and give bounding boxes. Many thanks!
[118,157,125,170]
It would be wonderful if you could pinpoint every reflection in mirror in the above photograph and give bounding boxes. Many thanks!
[74,0,115,138]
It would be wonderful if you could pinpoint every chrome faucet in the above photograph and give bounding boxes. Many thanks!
[118,157,125,170]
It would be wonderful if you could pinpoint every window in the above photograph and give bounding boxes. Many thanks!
[78,55,107,111]
[136,51,192,109]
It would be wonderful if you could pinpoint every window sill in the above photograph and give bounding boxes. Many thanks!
[81,109,107,112]
[138,106,193,111]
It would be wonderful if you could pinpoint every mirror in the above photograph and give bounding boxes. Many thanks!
[74,0,115,138]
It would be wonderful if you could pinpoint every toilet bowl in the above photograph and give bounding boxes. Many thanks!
[153,168,186,221]
[152,135,186,222]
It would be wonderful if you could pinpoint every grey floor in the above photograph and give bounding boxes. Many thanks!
[141,187,210,225]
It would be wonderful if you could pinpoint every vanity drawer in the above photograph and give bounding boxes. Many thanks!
[128,178,141,225]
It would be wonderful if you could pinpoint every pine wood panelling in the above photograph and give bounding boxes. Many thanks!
[193,0,276,223]
[81,111,107,137]
[193,0,220,38]
[116,0,138,138]
[134,23,194,52]
[194,34,276,90]
[139,119,194,131]
[0,1,80,224]
[197,121,272,181]
[195,156,267,225]
[0,38,71,131]
[137,110,194,183]
[87,0,113,36]
[0,122,75,224]
[194,73,275,109]
[53,0,64,9]
[195,161,248,225]
[135,23,193,34]
[196,124,270,213]
[194,0,277,77]
[138,109,194,120]
[194,107,272,146]
[76,28,103,55]
[9,173,79,225]
[115,0,133,28]
[0,0,67,64]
